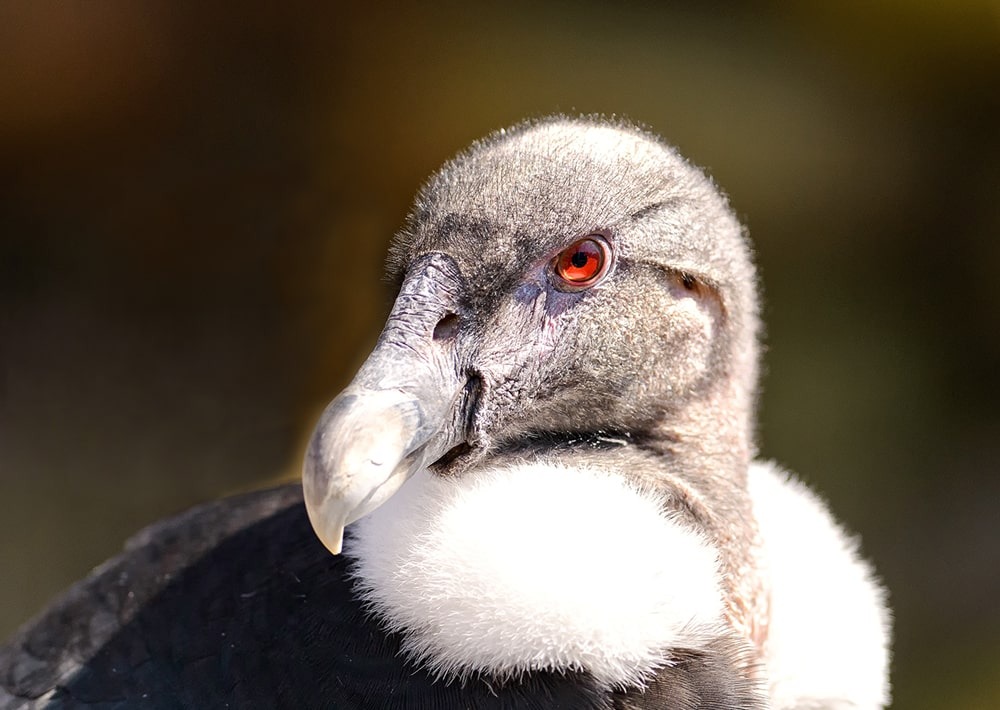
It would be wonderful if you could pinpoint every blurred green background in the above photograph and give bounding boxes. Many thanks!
[1,1,998,707]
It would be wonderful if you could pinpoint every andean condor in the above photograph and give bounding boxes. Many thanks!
[0,117,891,709]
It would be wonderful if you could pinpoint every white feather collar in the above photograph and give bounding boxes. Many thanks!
[344,460,726,689]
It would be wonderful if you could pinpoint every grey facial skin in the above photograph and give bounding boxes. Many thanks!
[303,116,765,643]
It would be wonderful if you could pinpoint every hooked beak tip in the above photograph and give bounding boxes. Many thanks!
[320,524,345,555]
[303,444,351,556]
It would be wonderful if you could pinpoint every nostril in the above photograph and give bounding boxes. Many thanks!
[433,313,460,341]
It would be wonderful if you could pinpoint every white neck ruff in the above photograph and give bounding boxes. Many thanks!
[344,460,725,689]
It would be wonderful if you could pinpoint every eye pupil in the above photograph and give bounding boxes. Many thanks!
[553,236,609,289]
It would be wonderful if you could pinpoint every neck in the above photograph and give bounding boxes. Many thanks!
[649,375,765,649]
[655,378,754,479]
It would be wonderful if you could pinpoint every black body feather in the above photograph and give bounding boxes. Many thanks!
[0,486,762,709]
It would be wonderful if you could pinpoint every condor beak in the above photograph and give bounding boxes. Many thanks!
[302,254,470,554]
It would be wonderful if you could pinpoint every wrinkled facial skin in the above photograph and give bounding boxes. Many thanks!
[419,223,722,460]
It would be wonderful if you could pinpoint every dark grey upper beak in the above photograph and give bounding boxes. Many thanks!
[302,254,468,554]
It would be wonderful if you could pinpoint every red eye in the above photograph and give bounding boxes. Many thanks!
[552,236,610,290]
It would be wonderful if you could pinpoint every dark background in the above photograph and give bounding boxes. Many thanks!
[1,2,998,707]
